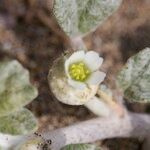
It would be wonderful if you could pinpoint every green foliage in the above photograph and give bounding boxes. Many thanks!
[54,0,121,36]
[0,59,38,149]
[61,144,101,150]
[117,48,150,102]
[0,108,37,135]
[0,60,38,117]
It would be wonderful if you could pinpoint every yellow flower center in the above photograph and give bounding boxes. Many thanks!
[69,62,90,81]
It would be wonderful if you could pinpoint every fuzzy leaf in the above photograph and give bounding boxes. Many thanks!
[0,60,38,116]
[54,0,121,36]
[117,48,150,102]
[0,108,37,135]
[61,144,101,150]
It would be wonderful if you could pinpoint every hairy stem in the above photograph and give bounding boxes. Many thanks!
[25,112,150,150]
[97,89,125,117]
[71,36,87,51]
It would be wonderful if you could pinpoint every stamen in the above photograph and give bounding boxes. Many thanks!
[69,62,90,81]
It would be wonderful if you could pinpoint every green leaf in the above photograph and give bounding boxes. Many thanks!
[61,144,101,150]
[0,60,38,116]
[54,0,121,36]
[117,48,150,102]
[0,108,37,135]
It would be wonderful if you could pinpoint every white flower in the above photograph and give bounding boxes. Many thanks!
[65,51,106,89]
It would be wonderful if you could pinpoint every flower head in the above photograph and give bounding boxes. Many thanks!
[48,51,105,105]
[65,51,106,89]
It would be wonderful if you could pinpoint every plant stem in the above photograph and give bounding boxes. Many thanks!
[25,112,150,150]
[97,89,124,117]
[71,36,87,51]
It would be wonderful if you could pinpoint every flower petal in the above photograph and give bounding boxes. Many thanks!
[65,51,85,77]
[86,71,106,85]
[85,51,103,71]
[68,79,86,90]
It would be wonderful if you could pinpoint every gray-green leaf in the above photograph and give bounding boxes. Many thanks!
[117,48,150,102]
[54,0,121,36]
[0,60,38,116]
[61,144,101,150]
[0,108,37,135]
